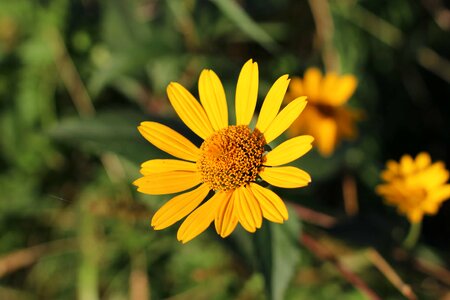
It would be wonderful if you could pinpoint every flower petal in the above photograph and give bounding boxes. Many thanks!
[314,116,337,156]
[235,185,262,232]
[330,75,357,106]
[140,159,197,175]
[400,155,414,175]
[260,166,311,188]
[235,59,259,125]
[428,184,450,203]
[151,184,210,230]
[199,69,228,130]
[415,152,431,170]
[177,192,224,243]
[167,82,214,140]
[285,77,303,103]
[133,171,201,195]
[255,75,290,132]
[263,97,307,144]
[264,135,314,166]
[214,191,237,237]
[319,72,339,105]
[303,68,322,100]
[138,122,201,161]
[249,183,288,223]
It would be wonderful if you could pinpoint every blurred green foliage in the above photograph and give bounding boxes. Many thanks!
[0,0,449,299]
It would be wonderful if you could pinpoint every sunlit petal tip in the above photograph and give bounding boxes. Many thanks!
[260,166,311,188]
[134,171,202,195]
[166,82,214,140]
[176,192,222,243]
[150,184,210,230]
[137,121,201,161]
[255,74,292,132]
[235,59,259,125]
[263,97,308,144]
[199,68,228,130]
[264,135,315,166]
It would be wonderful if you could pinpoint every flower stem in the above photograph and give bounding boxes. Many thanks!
[403,221,422,249]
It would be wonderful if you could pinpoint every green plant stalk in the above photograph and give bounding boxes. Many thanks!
[77,197,99,300]
[403,221,421,250]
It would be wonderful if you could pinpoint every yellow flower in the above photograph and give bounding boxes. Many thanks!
[285,68,359,156]
[376,152,450,223]
[134,59,314,243]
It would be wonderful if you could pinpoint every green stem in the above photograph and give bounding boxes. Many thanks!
[403,221,421,249]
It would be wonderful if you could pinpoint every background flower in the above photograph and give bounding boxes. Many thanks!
[376,152,450,223]
[285,68,360,156]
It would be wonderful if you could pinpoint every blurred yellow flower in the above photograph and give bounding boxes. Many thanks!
[134,59,314,243]
[376,152,450,223]
[285,68,359,156]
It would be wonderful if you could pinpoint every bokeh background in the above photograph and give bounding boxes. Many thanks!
[0,0,449,299]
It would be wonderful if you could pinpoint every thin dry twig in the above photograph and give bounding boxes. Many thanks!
[333,2,450,84]
[308,0,340,72]
[414,259,450,287]
[46,27,95,117]
[342,174,359,216]
[290,202,337,228]
[420,0,450,31]
[367,248,417,300]
[0,239,75,278]
[301,233,382,300]
[417,47,450,83]
[130,252,150,300]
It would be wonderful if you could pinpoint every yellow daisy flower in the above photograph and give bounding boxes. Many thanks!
[376,152,450,223]
[134,59,314,243]
[285,68,359,156]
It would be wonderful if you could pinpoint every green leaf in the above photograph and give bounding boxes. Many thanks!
[48,110,163,164]
[210,0,279,53]
[253,205,301,300]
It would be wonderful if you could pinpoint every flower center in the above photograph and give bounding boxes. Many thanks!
[197,125,266,191]
[315,103,336,117]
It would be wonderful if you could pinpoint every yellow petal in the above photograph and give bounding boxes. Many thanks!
[319,72,339,105]
[303,68,322,100]
[285,77,303,103]
[255,75,290,132]
[330,75,357,106]
[151,184,210,230]
[264,135,314,166]
[235,186,262,232]
[133,171,201,195]
[177,192,224,243]
[235,59,259,125]
[407,209,423,223]
[263,97,307,144]
[400,155,414,175]
[428,184,450,203]
[314,116,337,156]
[386,160,398,171]
[421,162,449,188]
[199,69,228,130]
[167,82,214,140]
[138,122,201,161]
[214,191,237,237]
[260,166,311,188]
[140,159,197,175]
[415,152,431,170]
[249,183,288,223]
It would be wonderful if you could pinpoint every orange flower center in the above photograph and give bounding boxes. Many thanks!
[197,125,266,191]
[315,103,336,117]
